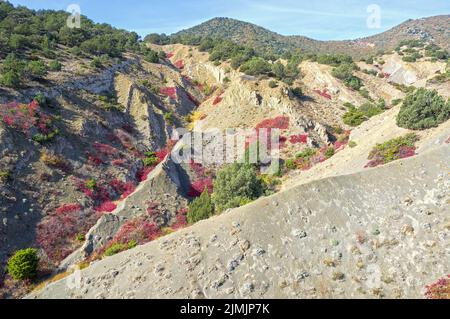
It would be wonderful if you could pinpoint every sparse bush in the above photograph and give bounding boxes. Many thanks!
[104,242,136,257]
[212,163,265,212]
[187,189,214,224]
[425,275,450,299]
[366,133,419,167]
[27,60,48,79]
[143,151,159,167]
[348,141,357,148]
[290,87,303,98]
[85,179,97,190]
[0,170,11,183]
[397,88,450,130]
[49,60,62,71]
[324,147,335,158]
[90,57,103,68]
[268,80,278,88]
[7,248,39,280]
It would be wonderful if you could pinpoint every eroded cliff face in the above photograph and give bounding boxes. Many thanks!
[2,43,449,299]
[28,144,450,299]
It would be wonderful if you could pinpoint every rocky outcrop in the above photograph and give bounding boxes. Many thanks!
[29,145,450,299]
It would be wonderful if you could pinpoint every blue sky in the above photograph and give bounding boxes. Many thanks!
[9,0,450,40]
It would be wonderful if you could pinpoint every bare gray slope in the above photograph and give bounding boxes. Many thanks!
[29,144,450,299]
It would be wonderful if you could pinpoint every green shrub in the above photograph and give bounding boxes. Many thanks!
[240,57,271,76]
[85,179,97,190]
[348,141,357,148]
[368,133,419,163]
[397,88,450,130]
[212,163,265,212]
[295,148,317,161]
[343,106,367,126]
[0,170,11,183]
[27,60,47,79]
[187,189,214,224]
[7,248,39,280]
[90,57,103,68]
[324,147,335,158]
[163,112,174,125]
[49,60,62,71]
[104,242,136,257]
[143,151,159,167]
[0,70,20,87]
[392,98,403,106]
[290,87,303,98]
[268,80,278,88]
[33,92,48,107]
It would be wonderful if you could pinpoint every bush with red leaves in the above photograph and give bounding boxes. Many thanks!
[146,201,161,216]
[314,89,332,100]
[37,207,100,262]
[188,177,213,197]
[213,95,223,105]
[289,134,308,145]
[188,161,214,197]
[111,158,127,167]
[174,60,184,69]
[256,116,290,131]
[95,201,117,213]
[0,101,57,137]
[136,166,155,182]
[166,52,174,59]
[186,92,200,106]
[55,203,83,215]
[160,87,177,100]
[172,208,188,230]
[108,217,162,246]
[93,142,118,157]
[425,275,450,299]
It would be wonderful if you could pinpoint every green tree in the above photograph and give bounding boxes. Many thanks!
[7,248,39,280]
[239,57,271,76]
[397,88,450,130]
[212,163,265,212]
[26,60,48,79]
[187,189,214,224]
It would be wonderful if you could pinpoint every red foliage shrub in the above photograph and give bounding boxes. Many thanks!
[425,275,450,299]
[37,208,101,262]
[383,73,391,78]
[314,89,332,100]
[172,208,188,230]
[289,134,308,144]
[110,217,161,245]
[93,142,118,157]
[187,92,200,106]
[120,182,136,199]
[398,146,416,159]
[55,203,83,215]
[86,152,104,166]
[166,52,174,59]
[160,87,177,100]
[256,116,290,130]
[213,95,223,105]
[136,166,154,182]
[111,158,127,167]
[95,201,117,213]
[445,136,450,144]
[188,177,213,197]
[174,60,184,69]
[116,129,135,150]
[146,201,160,216]
[0,101,41,136]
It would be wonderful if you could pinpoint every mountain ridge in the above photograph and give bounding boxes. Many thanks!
[172,15,450,56]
